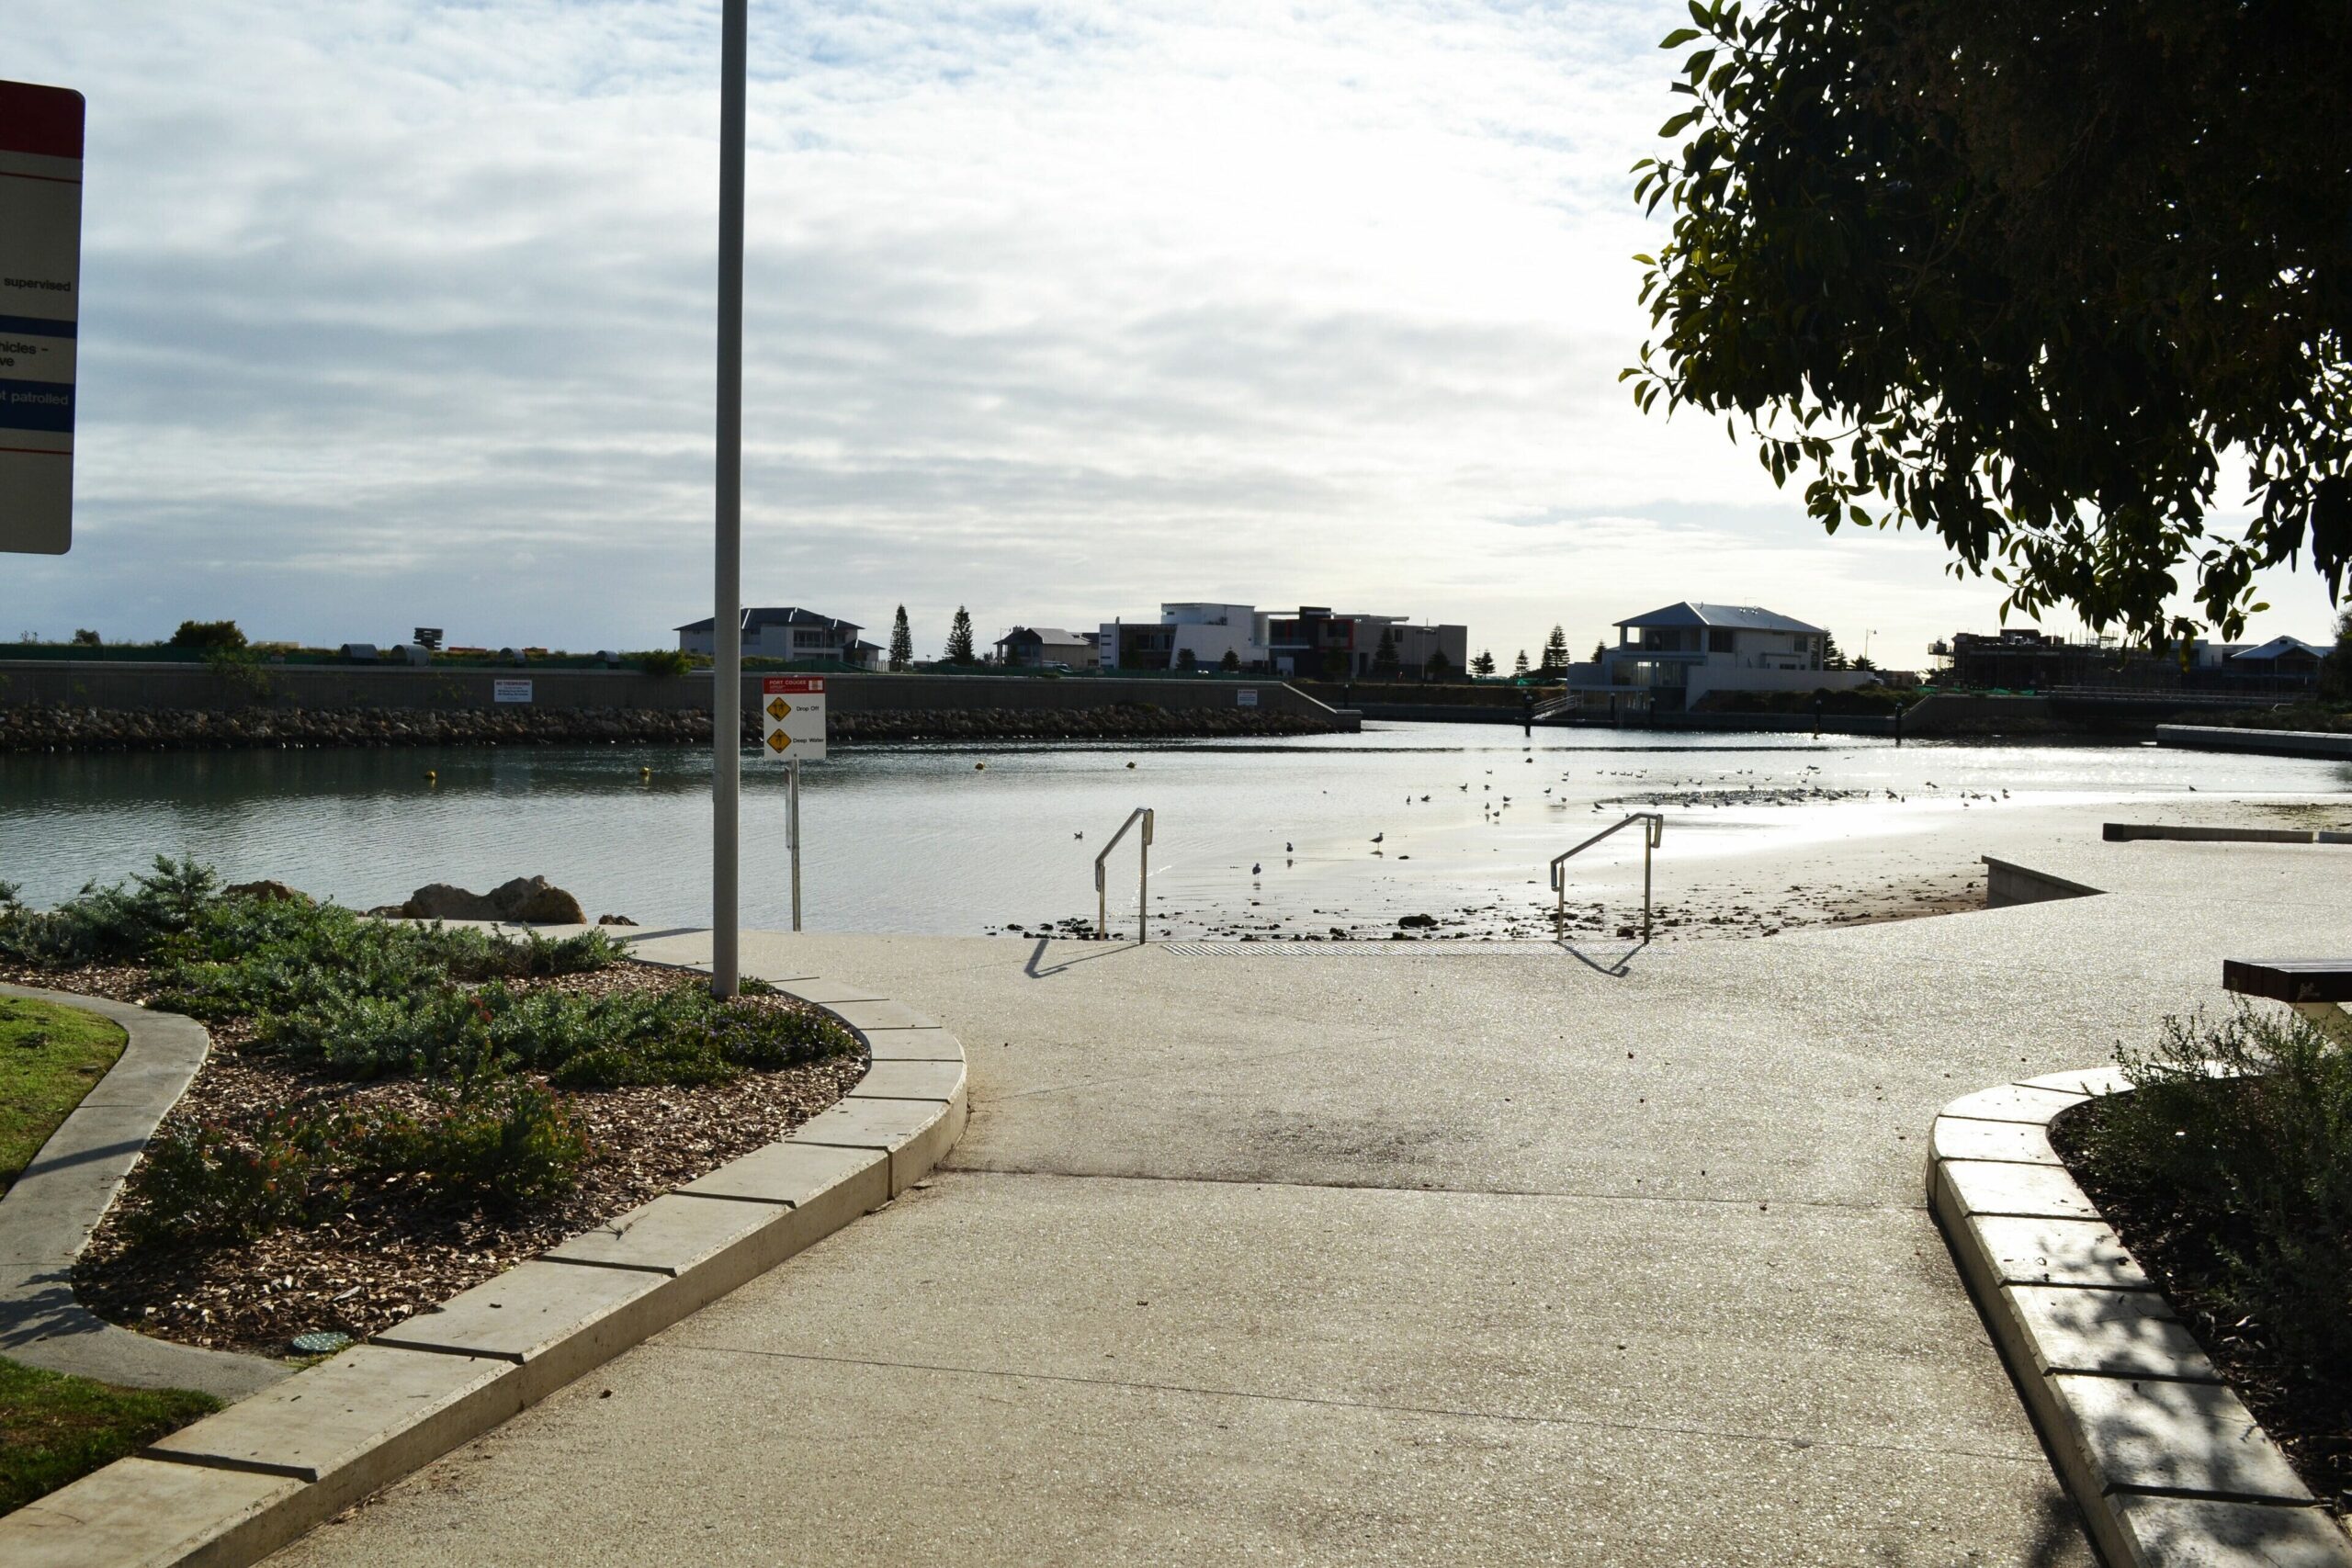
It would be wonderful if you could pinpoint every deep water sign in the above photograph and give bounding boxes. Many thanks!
[762,676,826,760]
[0,79,83,555]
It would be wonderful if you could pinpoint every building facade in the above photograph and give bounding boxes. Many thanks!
[1583,602,1871,712]
[1099,604,1271,671]
[994,626,1101,669]
[674,607,879,668]
[1263,607,1467,679]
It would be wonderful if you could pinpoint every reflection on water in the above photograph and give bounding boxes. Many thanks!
[2,725,2344,936]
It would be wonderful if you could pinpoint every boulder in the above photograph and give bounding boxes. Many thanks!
[396,875,587,925]
[596,913,639,927]
[399,883,503,921]
[225,879,310,904]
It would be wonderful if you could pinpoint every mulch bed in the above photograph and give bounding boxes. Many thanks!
[0,957,865,1359]
[2050,1100,2350,1517]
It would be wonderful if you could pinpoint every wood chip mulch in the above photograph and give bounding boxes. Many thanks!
[0,957,866,1359]
[2050,1100,2350,1517]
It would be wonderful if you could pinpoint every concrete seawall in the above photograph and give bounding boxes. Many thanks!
[0,663,1357,750]
[2156,723,2352,761]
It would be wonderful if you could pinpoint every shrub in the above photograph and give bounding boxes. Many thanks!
[2079,1006,2352,1393]
[0,855,219,967]
[356,1078,586,1208]
[124,1111,340,1244]
[635,648,694,678]
[70,627,100,647]
[169,619,246,653]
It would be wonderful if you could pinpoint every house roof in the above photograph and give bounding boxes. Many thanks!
[674,607,861,634]
[2229,636,2329,662]
[996,626,1086,645]
[1614,602,1826,635]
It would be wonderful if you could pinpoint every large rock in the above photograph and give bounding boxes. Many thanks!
[398,875,587,925]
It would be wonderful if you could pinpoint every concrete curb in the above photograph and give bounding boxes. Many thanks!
[0,965,967,1566]
[0,984,290,1400]
[1929,1072,2352,1566]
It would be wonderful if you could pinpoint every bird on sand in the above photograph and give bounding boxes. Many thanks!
[1371,832,1385,844]
[1074,831,1083,840]
[1251,863,1262,875]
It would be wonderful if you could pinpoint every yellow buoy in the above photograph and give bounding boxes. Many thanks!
[425,770,437,784]
[975,761,986,771]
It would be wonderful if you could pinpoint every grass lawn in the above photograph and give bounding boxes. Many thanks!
[0,996,127,1195]
[0,1357,219,1515]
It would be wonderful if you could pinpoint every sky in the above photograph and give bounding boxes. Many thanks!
[6,0,2340,668]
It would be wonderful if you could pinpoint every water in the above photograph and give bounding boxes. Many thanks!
[2,725,2345,938]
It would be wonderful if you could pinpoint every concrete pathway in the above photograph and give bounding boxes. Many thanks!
[273,813,2347,1565]
[0,984,288,1400]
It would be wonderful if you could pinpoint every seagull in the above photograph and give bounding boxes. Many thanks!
[1285,841,1294,852]
[1251,863,1262,875]
[1371,832,1385,844]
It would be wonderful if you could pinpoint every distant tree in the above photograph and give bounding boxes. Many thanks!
[2323,607,2352,701]
[1372,627,1400,678]
[1822,633,1849,671]
[1319,649,1351,681]
[71,628,100,647]
[1219,647,1240,672]
[1853,654,1879,673]
[1590,640,1607,663]
[1512,649,1531,677]
[1177,648,1198,671]
[171,619,246,653]
[888,605,913,671]
[944,606,977,664]
[1424,649,1453,681]
[1470,649,1496,677]
[1541,625,1569,671]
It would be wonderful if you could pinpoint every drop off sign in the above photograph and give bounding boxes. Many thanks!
[0,80,83,556]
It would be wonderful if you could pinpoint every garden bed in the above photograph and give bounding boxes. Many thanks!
[0,862,864,1358]
[2049,1009,2350,1517]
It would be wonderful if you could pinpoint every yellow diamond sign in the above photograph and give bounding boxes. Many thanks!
[758,676,826,761]
[765,730,791,753]
[766,696,791,722]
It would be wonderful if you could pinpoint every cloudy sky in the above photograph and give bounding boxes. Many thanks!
[8,0,2337,666]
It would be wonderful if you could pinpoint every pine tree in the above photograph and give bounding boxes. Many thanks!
[1590,640,1607,664]
[1373,627,1400,678]
[888,605,913,671]
[1470,649,1496,677]
[945,606,976,664]
[1542,625,1569,672]
[1822,632,1848,671]
[1424,649,1453,680]
[1512,649,1530,677]
[1219,648,1240,672]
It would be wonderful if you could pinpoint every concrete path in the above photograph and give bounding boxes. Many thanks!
[0,985,289,1400]
[273,813,2347,1565]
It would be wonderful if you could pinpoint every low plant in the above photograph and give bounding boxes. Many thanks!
[2076,1005,2352,1393]
[354,1077,587,1209]
[634,648,694,678]
[124,1111,342,1245]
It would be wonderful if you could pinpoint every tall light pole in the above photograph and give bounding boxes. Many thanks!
[711,0,746,998]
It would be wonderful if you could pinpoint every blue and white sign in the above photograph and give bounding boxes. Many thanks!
[0,80,82,556]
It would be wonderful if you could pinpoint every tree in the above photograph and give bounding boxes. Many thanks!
[1853,654,1878,672]
[171,619,245,653]
[71,628,100,647]
[944,606,976,665]
[1372,627,1400,678]
[1822,633,1849,671]
[1512,649,1531,677]
[2322,607,2352,702]
[1470,649,1496,677]
[1177,648,1198,671]
[1541,625,1569,672]
[1590,640,1607,664]
[1219,647,1240,672]
[888,605,913,671]
[1424,649,1453,681]
[1630,0,2351,645]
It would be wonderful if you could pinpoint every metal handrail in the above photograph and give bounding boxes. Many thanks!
[1551,811,1664,948]
[1094,807,1154,942]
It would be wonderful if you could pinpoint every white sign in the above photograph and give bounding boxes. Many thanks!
[493,679,533,704]
[761,675,826,760]
[0,81,83,556]
[1236,688,1259,707]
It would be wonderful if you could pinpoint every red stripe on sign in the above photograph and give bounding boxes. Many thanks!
[0,81,85,160]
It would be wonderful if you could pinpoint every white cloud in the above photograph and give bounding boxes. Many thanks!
[5,0,2335,661]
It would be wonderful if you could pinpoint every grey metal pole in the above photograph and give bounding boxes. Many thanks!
[788,756,802,932]
[711,0,747,999]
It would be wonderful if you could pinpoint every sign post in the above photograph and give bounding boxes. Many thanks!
[761,677,827,931]
[711,1,747,998]
[0,80,84,557]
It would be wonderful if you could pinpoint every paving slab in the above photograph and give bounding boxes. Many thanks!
[370,1260,669,1402]
[1936,1083,2091,1125]
[1929,1116,2062,1167]
[860,1025,967,1061]
[823,998,940,1032]
[789,1092,965,1196]
[2000,1285,2216,1380]
[1963,1214,2153,1292]
[2018,1066,2134,1098]
[2109,1495,2352,1567]
[674,1139,884,1212]
[0,1453,300,1568]
[774,977,891,1006]
[542,1193,792,1278]
[1939,1158,2106,1221]
[845,1059,962,1101]
[2050,1372,2312,1504]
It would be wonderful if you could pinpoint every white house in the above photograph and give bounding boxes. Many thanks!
[1100,604,1271,671]
[674,607,880,669]
[1582,602,1872,710]
[994,626,1101,669]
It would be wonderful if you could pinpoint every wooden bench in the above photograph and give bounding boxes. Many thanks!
[2222,959,2352,1045]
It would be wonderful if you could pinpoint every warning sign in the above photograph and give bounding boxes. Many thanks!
[760,676,825,760]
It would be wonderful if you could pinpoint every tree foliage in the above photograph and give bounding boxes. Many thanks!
[1373,627,1400,678]
[1541,625,1569,671]
[1630,0,2351,644]
[944,606,976,665]
[888,605,913,671]
[1471,649,1497,677]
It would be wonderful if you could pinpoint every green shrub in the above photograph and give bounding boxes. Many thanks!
[124,1111,342,1244]
[355,1078,586,1209]
[169,619,245,653]
[635,648,694,677]
[2080,1006,2352,1392]
[0,856,219,968]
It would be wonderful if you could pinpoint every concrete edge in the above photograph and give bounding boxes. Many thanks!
[0,984,290,1399]
[1928,1073,2352,1566]
[0,957,967,1566]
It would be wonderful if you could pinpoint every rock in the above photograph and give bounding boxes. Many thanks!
[400,883,503,921]
[595,913,638,927]
[225,879,309,904]
[488,876,587,925]
[1396,913,1439,930]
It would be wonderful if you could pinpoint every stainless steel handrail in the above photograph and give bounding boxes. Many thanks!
[1095,807,1154,942]
[1551,811,1664,947]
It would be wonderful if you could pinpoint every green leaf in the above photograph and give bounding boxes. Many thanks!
[1659,27,1702,47]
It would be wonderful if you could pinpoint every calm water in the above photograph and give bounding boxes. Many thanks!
[2,724,2345,937]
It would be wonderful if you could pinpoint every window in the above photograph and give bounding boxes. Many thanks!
[1708,628,1736,654]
